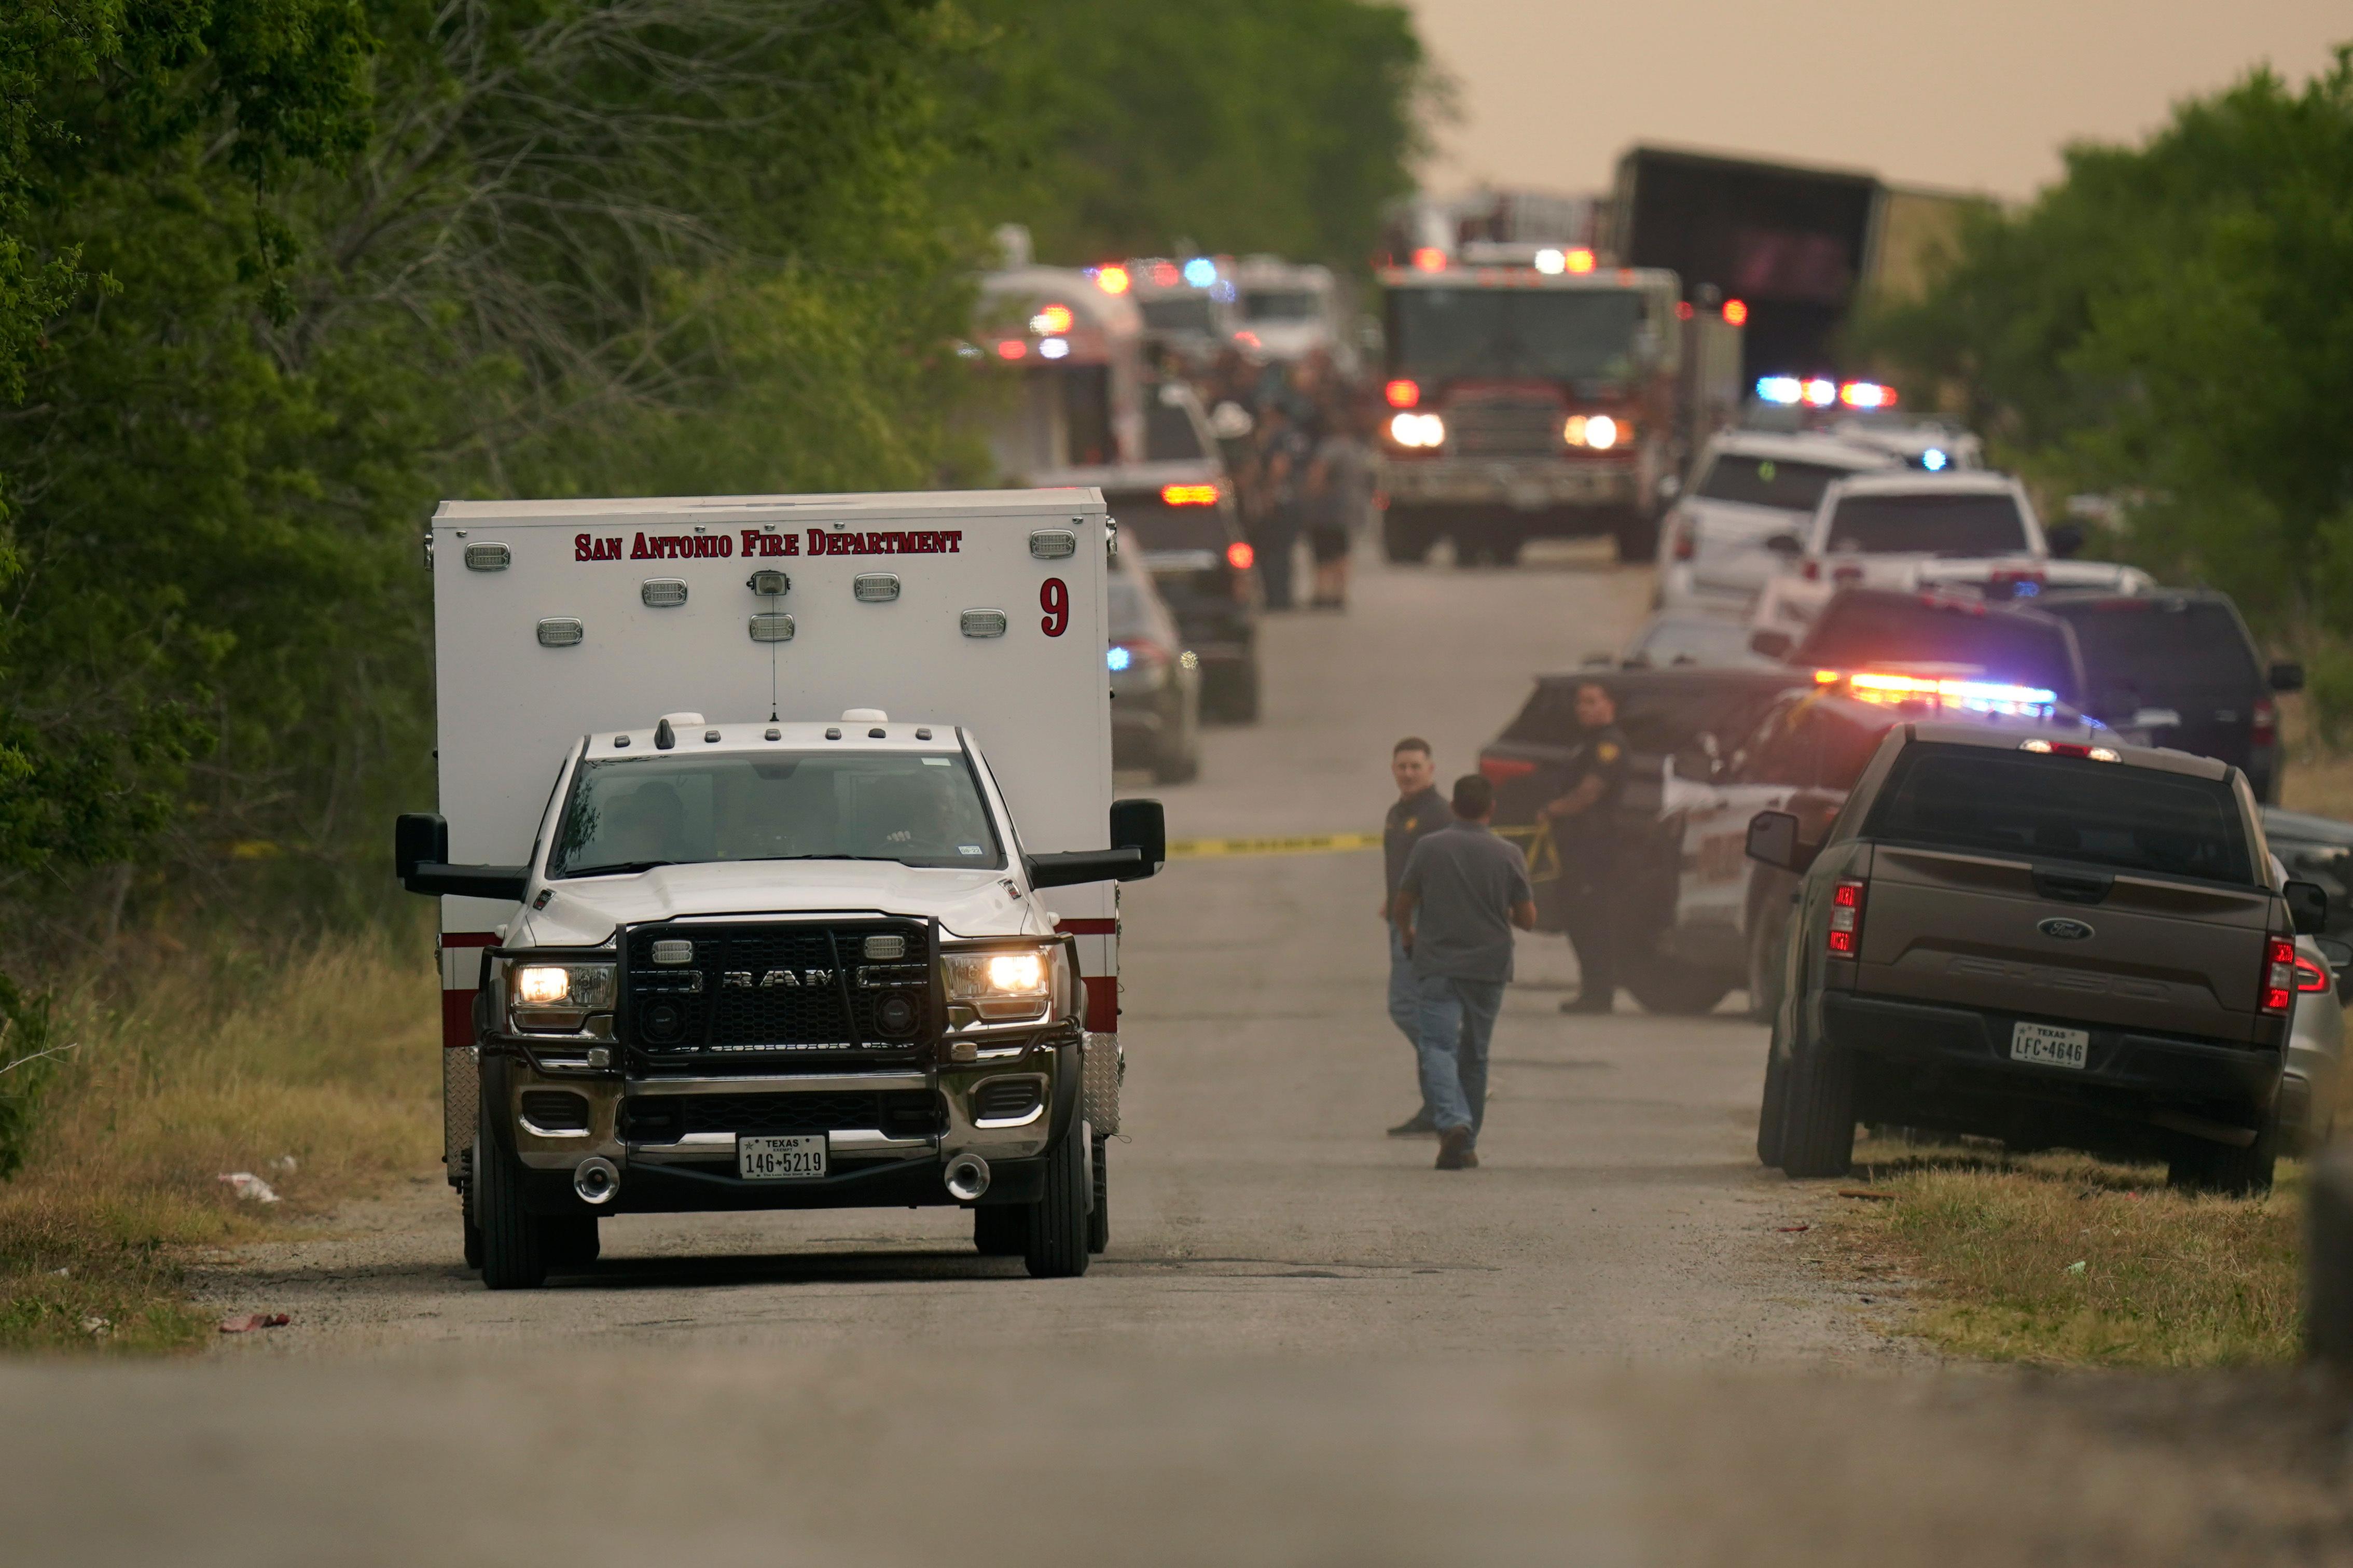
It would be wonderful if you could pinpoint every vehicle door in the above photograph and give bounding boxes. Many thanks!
[1671,695,1820,963]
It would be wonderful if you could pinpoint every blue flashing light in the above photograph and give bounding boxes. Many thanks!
[2010,578,2039,597]
[1921,448,1949,471]
[1106,646,1132,672]
[1182,257,1217,288]
[1756,376,1802,405]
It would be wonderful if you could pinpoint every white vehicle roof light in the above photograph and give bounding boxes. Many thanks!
[1533,247,1566,275]
[1922,448,1949,471]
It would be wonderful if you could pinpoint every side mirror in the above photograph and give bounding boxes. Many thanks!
[1029,799,1167,889]
[2287,879,2330,936]
[396,812,449,884]
[1763,534,1804,558]
[2271,662,2306,693]
[1749,627,1794,660]
[1110,798,1166,879]
[2045,522,2085,559]
[1746,810,1816,874]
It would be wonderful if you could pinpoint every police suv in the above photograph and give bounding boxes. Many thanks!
[396,490,1160,1287]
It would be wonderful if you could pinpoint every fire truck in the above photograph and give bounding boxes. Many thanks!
[1374,241,1744,565]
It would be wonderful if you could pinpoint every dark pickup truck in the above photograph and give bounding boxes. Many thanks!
[1751,723,2329,1194]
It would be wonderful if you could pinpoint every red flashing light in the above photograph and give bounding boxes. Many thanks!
[1225,540,1255,572]
[995,339,1027,360]
[1565,248,1596,274]
[1479,756,1538,784]
[1838,381,1898,410]
[1676,301,1694,321]
[1151,262,1181,287]
[1723,298,1749,326]
[1161,483,1219,506]
[1235,330,1261,349]
[1384,378,1421,409]
[1411,247,1447,273]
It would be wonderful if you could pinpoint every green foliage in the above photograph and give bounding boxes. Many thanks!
[0,976,60,1180]
[1857,48,2353,663]
[959,0,1434,267]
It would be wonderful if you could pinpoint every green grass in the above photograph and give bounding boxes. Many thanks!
[1836,1137,2303,1368]
[0,931,441,1353]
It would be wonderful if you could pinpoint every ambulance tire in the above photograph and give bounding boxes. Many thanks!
[473,1121,550,1291]
[973,1203,1028,1256]
[1023,1122,1092,1278]
[1088,1134,1109,1255]
[544,1214,601,1271]
[1756,1027,1789,1170]
[1778,1032,1858,1180]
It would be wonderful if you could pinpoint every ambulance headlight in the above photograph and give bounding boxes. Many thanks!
[509,962,617,1032]
[944,947,1057,1022]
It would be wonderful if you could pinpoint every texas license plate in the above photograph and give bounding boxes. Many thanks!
[2010,1021,2089,1071]
[738,1134,826,1180]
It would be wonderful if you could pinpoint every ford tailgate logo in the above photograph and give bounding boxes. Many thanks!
[2038,917,2095,941]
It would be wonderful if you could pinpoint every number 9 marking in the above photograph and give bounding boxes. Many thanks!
[1041,577,1069,637]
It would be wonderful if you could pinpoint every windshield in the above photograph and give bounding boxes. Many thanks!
[1141,297,1217,335]
[2049,601,2259,705]
[1823,493,2029,556]
[549,751,1003,877]
[1245,289,1320,322]
[1698,454,1865,512]
[1388,287,1644,383]
[1795,600,2079,699]
[1865,744,2253,885]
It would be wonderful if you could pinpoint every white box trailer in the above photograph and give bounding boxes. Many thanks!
[399,489,1162,1286]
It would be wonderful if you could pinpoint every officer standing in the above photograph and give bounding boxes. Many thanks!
[1383,738,1449,1135]
[1541,680,1628,1014]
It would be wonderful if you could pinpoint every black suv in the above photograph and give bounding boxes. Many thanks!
[1040,462,1262,721]
[2040,589,2301,802]
[1750,723,2328,1193]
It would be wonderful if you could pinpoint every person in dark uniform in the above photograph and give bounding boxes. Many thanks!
[1541,681,1629,1014]
[1383,737,1449,1134]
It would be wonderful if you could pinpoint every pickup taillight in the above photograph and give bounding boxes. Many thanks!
[2262,936,2296,1013]
[1671,516,1695,561]
[2252,697,2277,748]
[1827,878,1866,956]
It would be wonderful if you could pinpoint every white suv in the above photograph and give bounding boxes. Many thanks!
[1655,432,1897,613]
[1751,470,2151,639]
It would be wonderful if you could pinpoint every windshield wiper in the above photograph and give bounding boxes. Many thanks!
[558,859,677,878]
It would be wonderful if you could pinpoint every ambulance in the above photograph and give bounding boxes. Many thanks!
[395,489,1161,1288]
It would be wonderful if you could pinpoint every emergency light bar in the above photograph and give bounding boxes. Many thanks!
[1756,377,1893,410]
[1816,668,2059,718]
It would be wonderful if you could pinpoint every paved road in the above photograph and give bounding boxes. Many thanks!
[10,545,2351,1564]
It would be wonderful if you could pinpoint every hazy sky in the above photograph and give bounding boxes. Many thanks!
[1406,0,2349,199]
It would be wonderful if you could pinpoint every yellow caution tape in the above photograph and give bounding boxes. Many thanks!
[1168,823,1556,862]
[1166,831,1383,859]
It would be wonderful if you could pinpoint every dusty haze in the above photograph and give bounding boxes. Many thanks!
[1408,0,2349,198]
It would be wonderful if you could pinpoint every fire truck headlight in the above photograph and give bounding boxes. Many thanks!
[1388,412,1444,448]
[1585,415,1619,450]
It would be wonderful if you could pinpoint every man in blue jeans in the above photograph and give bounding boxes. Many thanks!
[1382,737,1449,1136]
[1392,774,1537,1170]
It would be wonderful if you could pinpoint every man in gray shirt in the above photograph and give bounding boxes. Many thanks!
[1392,774,1537,1170]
